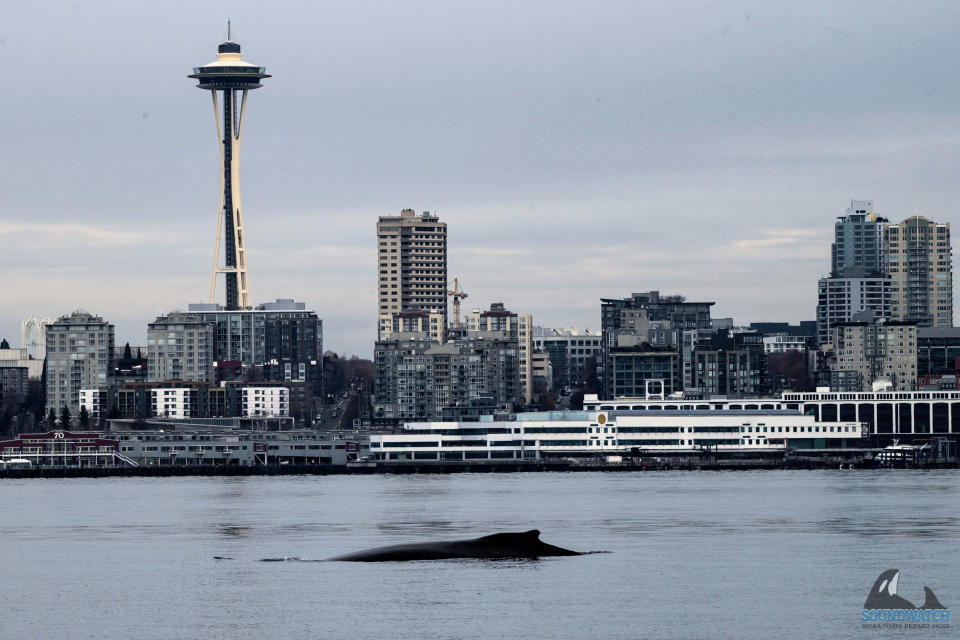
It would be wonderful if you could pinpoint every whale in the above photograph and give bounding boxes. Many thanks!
[863,569,947,610]
[328,529,584,562]
[865,570,918,609]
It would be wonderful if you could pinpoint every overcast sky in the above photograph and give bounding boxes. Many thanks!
[1,1,958,357]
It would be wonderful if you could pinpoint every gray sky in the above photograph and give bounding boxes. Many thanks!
[1,0,958,357]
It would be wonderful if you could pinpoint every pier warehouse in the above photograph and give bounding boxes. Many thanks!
[583,389,960,445]
[370,408,863,461]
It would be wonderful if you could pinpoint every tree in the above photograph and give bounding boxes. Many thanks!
[0,408,13,436]
[583,355,600,394]
[569,388,585,410]
[47,408,57,429]
[123,342,132,360]
[19,409,36,432]
[25,379,46,424]
[59,406,71,429]
[768,351,812,392]
[532,381,557,411]
[346,356,374,389]
[0,338,9,349]
[79,405,90,428]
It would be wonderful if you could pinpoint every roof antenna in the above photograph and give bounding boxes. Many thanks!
[227,19,231,41]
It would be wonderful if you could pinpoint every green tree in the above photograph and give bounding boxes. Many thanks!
[532,381,557,411]
[569,388,585,410]
[59,406,71,429]
[0,408,13,436]
[123,342,133,360]
[583,355,600,394]
[32,403,45,430]
[0,338,9,349]
[47,408,57,429]
[79,405,90,428]
[18,409,35,433]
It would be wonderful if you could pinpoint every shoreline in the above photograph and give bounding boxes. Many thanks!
[2,458,956,479]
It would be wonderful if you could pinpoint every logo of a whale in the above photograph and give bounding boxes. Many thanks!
[863,569,947,610]
[328,529,585,562]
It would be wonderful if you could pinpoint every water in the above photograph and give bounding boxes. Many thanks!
[1,471,957,639]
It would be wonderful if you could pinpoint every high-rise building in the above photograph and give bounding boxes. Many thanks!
[377,209,448,339]
[692,328,768,397]
[830,316,918,391]
[600,291,714,399]
[147,312,215,382]
[373,331,520,425]
[831,200,888,277]
[531,327,602,390]
[186,299,322,397]
[45,311,115,414]
[189,28,270,311]
[816,272,892,346]
[817,203,953,344]
[465,303,532,404]
[816,200,892,347]
[886,216,953,327]
[609,347,680,398]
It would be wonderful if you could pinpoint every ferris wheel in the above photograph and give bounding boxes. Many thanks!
[21,316,52,360]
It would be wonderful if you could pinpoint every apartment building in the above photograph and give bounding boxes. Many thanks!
[376,209,447,339]
[886,216,952,327]
[465,303,532,404]
[45,310,115,414]
[147,312,215,382]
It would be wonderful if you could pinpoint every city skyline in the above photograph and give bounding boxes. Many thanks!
[2,1,960,357]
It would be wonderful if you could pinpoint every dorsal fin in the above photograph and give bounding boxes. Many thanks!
[922,587,945,610]
[477,530,541,543]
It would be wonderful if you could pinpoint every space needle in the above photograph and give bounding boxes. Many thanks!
[189,24,270,310]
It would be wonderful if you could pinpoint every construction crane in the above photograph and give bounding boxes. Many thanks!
[447,277,468,328]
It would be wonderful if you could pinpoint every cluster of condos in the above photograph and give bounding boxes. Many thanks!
[0,299,323,426]
[369,201,954,430]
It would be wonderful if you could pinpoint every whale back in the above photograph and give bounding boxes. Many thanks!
[330,529,582,562]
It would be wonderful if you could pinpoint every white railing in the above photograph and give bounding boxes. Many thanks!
[0,450,139,468]
[113,451,139,467]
